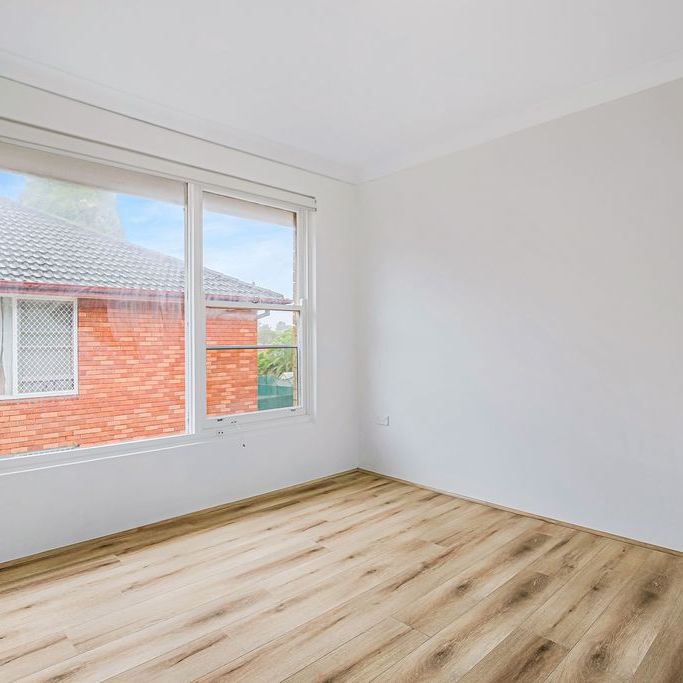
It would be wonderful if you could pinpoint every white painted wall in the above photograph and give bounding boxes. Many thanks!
[0,78,359,563]
[358,78,683,552]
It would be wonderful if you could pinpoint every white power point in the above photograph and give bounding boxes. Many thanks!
[375,415,390,426]
[216,429,225,438]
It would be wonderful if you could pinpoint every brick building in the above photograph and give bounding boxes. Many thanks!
[0,198,285,456]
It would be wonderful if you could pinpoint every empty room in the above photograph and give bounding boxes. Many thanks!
[0,1,682,681]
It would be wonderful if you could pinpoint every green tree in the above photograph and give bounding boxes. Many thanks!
[21,176,123,238]
[258,325,294,377]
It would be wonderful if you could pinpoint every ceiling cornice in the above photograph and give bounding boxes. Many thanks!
[360,51,683,182]
[2,49,683,186]
[0,50,360,184]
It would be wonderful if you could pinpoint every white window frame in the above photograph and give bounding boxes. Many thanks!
[0,134,316,473]
[0,294,79,401]
[191,183,310,432]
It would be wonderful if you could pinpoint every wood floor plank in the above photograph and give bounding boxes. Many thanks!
[191,617,427,683]
[262,536,440,602]
[546,551,683,682]
[304,488,451,546]
[0,471,679,683]
[376,570,559,682]
[632,597,683,683]
[458,627,569,683]
[375,528,609,682]
[0,554,123,599]
[526,528,607,578]
[281,618,427,683]
[425,504,514,546]
[0,535,322,647]
[393,525,554,635]
[524,540,649,648]
[65,540,331,652]
[0,635,78,680]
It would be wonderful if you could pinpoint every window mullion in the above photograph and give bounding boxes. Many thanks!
[186,182,206,434]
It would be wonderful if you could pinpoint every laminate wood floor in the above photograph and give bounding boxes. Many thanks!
[1,470,681,681]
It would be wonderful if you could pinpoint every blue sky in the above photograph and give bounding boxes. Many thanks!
[0,170,294,301]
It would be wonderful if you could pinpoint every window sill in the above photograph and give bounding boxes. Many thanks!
[0,413,313,476]
[0,390,78,402]
[204,410,312,435]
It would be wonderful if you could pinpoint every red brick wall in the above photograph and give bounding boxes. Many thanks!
[0,298,257,456]
[206,308,258,417]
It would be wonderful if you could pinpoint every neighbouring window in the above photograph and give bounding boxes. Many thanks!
[0,296,77,397]
[203,192,303,421]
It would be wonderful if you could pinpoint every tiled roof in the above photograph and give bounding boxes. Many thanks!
[0,198,285,302]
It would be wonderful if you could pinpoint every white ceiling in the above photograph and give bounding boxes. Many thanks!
[1,0,683,182]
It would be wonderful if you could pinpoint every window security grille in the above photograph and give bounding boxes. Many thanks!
[16,299,76,394]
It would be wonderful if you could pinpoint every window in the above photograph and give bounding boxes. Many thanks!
[0,150,187,456]
[0,141,312,460]
[0,296,77,398]
[202,192,305,424]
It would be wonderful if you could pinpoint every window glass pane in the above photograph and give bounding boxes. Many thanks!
[0,164,186,456]
[257,348,298,411]
[255,309,297,346]
[206,307,299,417]
[203,192,296,303]
[206,348,299,417]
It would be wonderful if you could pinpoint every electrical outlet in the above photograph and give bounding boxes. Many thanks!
[216,429,225,438]
[375,415,390,426]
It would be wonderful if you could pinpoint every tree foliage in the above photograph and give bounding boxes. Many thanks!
[258,325,294,377]
[21,176,123,238]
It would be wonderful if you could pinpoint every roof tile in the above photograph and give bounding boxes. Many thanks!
[0,198,285,303]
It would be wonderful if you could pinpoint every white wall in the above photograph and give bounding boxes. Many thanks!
[0,78,359,563]
[358,78,683,552]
